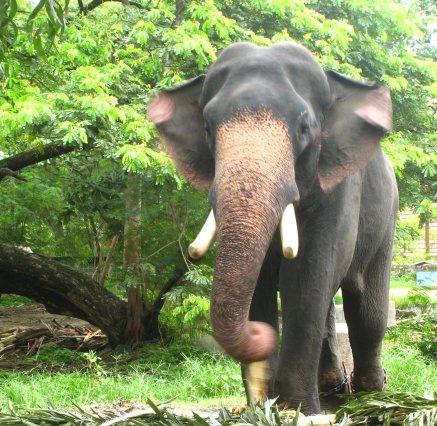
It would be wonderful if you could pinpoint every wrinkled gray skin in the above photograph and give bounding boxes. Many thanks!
[149,42,398,414]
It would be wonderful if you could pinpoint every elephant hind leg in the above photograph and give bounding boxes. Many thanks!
[318,301,349,411]
[342,231,393,392]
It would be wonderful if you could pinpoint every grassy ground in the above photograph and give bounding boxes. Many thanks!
[0,344,244,410]
[1,272,435,412]
[1,336,435,411]
[0,294,32,307]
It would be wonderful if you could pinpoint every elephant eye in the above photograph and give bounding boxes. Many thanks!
[300,123,309,137]
[204,123,214,152]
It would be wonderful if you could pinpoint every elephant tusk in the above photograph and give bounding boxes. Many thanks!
[280,204,299,259]
[246,360,268,404]
[188,210,216,259]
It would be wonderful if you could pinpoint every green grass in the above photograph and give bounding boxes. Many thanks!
[382,344,436,396]
[0,271,435,413]
[29,343,85,365]
[0,345,243,410]
[1,338,435,411]
[389,272,416,289]
[392,287,436,311]
[0,294,32,307]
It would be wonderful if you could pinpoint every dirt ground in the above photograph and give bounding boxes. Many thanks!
[0,302,94,333]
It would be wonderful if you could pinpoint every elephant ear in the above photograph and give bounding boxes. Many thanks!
[148,76,214,188]
[318,70,392,192]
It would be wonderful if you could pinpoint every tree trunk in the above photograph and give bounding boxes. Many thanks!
[93,235,119,285]
[123,172,142,268]
[0,244,127,346]
[123,172,144,347]
[424,221,430,254]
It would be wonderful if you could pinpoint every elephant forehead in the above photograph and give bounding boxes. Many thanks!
[215,110,293,173]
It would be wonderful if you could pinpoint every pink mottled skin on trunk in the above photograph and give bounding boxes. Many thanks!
[211,110,294,363]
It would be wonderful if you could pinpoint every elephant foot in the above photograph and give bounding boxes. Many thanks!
[277,394,321,416]
[351,367,387,392]
[318,366,351,412]
[231,405,247,415]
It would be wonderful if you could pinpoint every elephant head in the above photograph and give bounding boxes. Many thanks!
[148,42,392,363]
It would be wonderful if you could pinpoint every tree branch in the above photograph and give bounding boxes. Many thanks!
[0,139,90,182]
[80,0,145,15]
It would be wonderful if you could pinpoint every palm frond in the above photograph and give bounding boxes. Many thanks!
[336,391,437,425]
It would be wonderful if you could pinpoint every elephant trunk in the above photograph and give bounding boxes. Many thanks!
[210,110,296,363]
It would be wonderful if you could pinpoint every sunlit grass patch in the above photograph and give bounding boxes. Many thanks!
[382,344,436,396]
[0,346,243,410]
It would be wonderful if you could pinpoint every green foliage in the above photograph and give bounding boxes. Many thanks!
[30,344,83,365]
[334,292,343,305]
[336,391,437,425]
[386,310,437,360]
[0,1,434,248]
[389,271,416,289]
[382,344,436,396]
[394,287,436,311]
[160,265,213,340]
[82,350,108,376]
[0,343,243,409]
[0,294,32,307]
[167,294,211,340]
[416,199,437,227]
[394,215,421,258]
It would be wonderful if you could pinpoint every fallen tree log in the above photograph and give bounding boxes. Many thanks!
[0,322,107,356]
[0,244,127,346]
[0,244,186,347]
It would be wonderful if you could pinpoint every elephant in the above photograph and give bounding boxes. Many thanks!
[148,42,398,414]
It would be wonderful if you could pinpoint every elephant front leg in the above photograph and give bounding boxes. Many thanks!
[275,262,335,414]
[242,247,280,405]
[318,301,350,411]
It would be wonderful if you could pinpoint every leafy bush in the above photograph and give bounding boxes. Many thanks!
[394,215,420,258]
[395,287,435,311]
[389,271,416,289]
[162,295,211,341]
[160,265,213,341]
[386,310,437,361]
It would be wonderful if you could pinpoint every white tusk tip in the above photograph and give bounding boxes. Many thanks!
[283,246,298,259]
[188,244,202,259]
[280,203,299,260]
